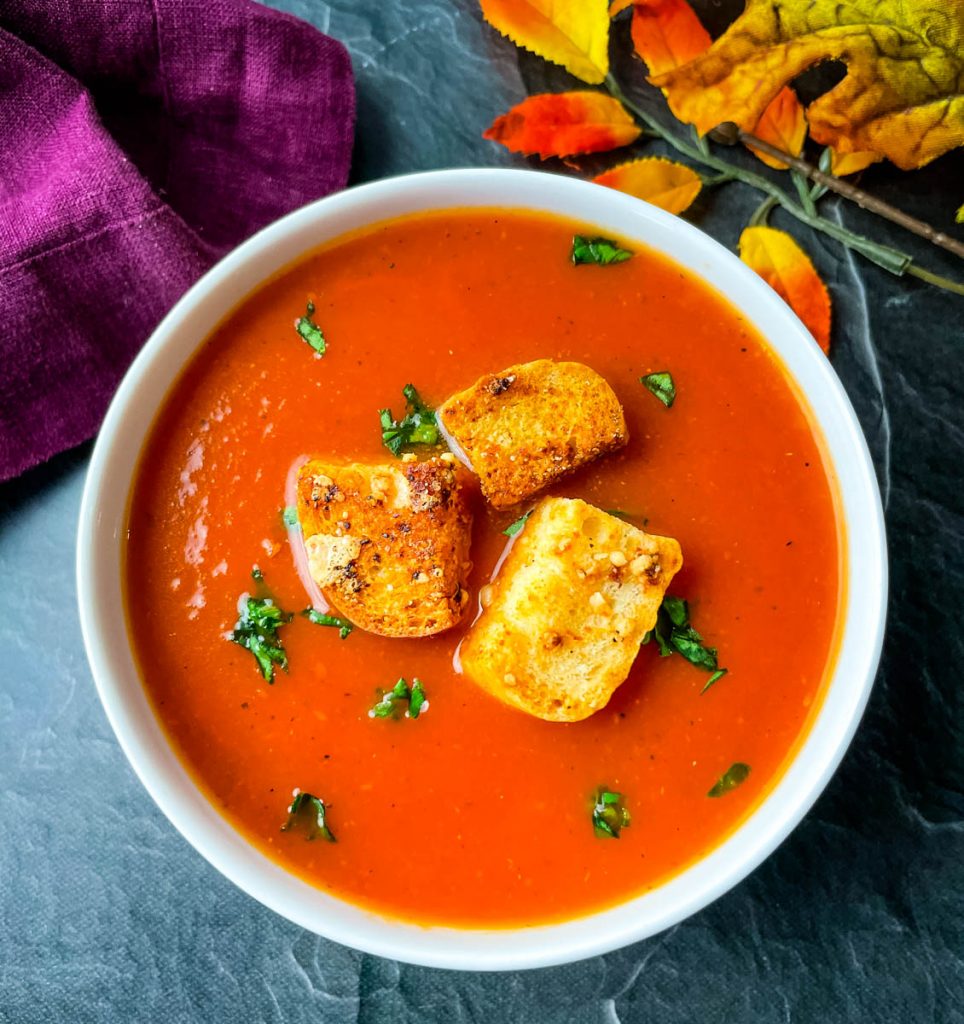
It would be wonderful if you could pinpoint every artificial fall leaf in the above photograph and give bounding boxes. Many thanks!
[739,227,831,353]
[484,92,641,158]
[746,87,807,170]
[622,0,711,77]
[594,157,702,214]
[830,148,881,176]
[653,0,964,170]
[479,0,610,84]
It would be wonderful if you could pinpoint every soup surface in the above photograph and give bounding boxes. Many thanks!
[126,209,840,927]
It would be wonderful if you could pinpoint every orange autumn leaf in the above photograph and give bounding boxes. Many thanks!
[479,0,610,84]
[830,148,881,176]
[594,157,702,214]
[484,92,641,159]
[653,0,964,169]
[625,0,711,77]
[746,87,807,170]
[609,0,635,15]
[739,227,831,353]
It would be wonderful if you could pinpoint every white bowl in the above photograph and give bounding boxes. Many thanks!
[77,169,886,970]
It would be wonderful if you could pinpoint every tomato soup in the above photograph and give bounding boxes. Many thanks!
[125,209,841,927]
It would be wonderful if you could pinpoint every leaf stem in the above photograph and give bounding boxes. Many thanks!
[749,195,778,228]
[603,74,964,295]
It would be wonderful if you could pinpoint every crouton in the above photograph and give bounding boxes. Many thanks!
[459,498,682,722]
[296,456,473,638]
[436,359,627,509]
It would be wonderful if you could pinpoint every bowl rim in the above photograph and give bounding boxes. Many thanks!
[77,167,887,971]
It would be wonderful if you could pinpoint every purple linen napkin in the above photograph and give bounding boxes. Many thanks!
[0,0,355,483]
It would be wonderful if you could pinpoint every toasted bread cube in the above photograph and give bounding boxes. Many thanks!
[436,359,627,509]
[296,456,473,638]
[459,498,682,722]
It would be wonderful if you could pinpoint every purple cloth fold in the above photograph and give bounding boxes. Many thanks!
[0,0,355,482]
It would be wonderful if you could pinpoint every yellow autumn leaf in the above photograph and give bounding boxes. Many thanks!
[594,157,702,214]
[653,0,964,170]
[957,204,964,224]
[479,0,610,84]
[830,149,881,176]
[747,87,807,170]
[739,227,831,353]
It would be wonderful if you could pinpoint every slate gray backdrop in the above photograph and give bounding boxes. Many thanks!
[2,1,963,1021]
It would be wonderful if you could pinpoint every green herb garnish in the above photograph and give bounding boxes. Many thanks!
[701,668,728,694]
[503,509,533,537]
[282,791,336,841]
[707,762,751,798]
[409,680,427,719]
[282,506,299,528]
[303,608,353,640]
[295,300,326,355]
[643,595,727,687]
[641,371,676,408]
[228,569,291,683]
[592,788,631,838]
[571,235,633,266]
[379,384,439,457]
[369,677,428,719]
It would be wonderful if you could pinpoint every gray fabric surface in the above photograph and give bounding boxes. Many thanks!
[2,1,962,1020]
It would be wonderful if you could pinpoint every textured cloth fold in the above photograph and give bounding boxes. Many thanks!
[0,0,355,482]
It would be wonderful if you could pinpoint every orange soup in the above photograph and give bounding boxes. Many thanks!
[125,209,841,926]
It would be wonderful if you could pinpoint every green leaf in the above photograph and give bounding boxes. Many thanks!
[282,791,336,841]
[303,608,353,640]
[282,506,299,528]
[369,677,428,720]
[295,300,326,355]
[503,509,533,537]
[701,668,728,694]
[409,679,427,718]
[707,762,750,798]
[670,624,719,671]
[643,594,728,684]
[592,787,631,838]
[228,572,292,683]
[572,235,633,266]
[380,384,440,457]
[662,595,688,628]
[641,371,676,408]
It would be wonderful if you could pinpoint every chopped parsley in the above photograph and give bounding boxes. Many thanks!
[643,595,727,688]
[571,235,633,266]
[282,506,299,528]
[295,300,326,355]
[369,678,428,719]
[707,762,751,798]
[379,384,439,457]
[303,608,353,640]
[641,371,676,408]
[701,668,728,694]
[281,791,336,841]
[228,568,291,683]
[503,509,533,537]
[592,788,631,838]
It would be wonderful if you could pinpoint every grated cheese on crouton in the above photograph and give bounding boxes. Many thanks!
[296,457,473,638]
[459,497,682,722]
[436,359,627,509]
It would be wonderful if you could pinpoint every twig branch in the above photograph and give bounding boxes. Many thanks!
[726,126,964,262]
[603,74,964,297]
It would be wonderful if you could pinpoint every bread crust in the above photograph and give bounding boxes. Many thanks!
[296,456,473,637]
[437,360,627,509]
[459,498,682,721]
